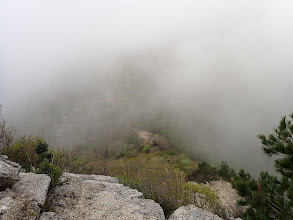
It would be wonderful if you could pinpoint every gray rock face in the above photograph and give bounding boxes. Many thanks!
[0,156,51,220]
[44,173,165,220]
[169,205,223,220]
[0,196,19,217]
[62,172,119,184]
[206,180,244,218]
[12,173,51,206]
[0,157,21,189]
[40,212,64,220]
[0,173,51,219]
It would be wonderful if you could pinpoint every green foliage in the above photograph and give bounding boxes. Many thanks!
[180,158,191,166]
[2,134,63,188]
[156,151,197,177]
[109,153,221,217]
[122,144,138,158]
[37,160,62,187]
[0,115,230,217]
[35,138,49,155]
[175,154,197,177]
[2,136,41,171]
[219,161,236,181]
[258,115,293,178]
[49,148,109,175]
[30,212,36,216]
[232,114,293,219]
[191,162,219,182]
[142,145,150,153]
[167,150,177,156]
[109,154,187,215]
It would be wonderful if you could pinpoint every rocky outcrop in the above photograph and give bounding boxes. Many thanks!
[206,180,244,218]
[42,172,165,220]
[12,173,51,207]
[0,156,51,220]
[169,205,223,220]
[40,212,64,220]
[1,156,229,220]
[0,155,21,189]
[0,172,51,220]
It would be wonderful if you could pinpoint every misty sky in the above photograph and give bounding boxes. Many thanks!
[1,1,293,175]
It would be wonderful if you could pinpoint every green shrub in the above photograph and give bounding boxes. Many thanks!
[49,148,109,175]
[35,138,49,154]
[2,136,54,172]
[219,161,235,181]
[2,136,41,171]
[180,158,191,166]
[122,144,138,158]
[174,154,197,177]
[167,150,177,156]
[37,160,62,187]
[191,162,219,182]
[142,145,150,153]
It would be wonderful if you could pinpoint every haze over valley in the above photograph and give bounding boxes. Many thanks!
[1,1,293,176]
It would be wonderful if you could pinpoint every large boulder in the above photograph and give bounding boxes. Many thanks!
[12,173,51,206]
[0,155,21,189]
[0,155,51,220]
[169,205,223,220]
[0,173,51,220]
[42,172,165,220]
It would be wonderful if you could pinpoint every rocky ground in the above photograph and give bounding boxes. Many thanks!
[0,155,242,220]
[43,173,165,220]
[169,205,223,220]
[206,180,244,218]
[0,155,51,220]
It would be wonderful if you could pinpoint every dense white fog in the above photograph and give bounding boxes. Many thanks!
[1,0,293,175]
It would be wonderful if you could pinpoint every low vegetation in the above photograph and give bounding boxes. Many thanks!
[2,112,292,219]
[0,118,227,217]
[1,135,62,188]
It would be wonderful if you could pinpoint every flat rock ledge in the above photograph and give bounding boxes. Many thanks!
[41,172,166,220]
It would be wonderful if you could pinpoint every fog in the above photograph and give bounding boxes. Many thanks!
[1,0,293,176]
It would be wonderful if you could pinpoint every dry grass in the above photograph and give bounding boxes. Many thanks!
[107,153,219,216]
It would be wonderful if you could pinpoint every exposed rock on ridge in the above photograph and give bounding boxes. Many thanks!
[42,172,165,220]
[206,180,244,218]
[169,205,223,220]
[0,155,21,189]
[0,156,51,220]
[1,156,226,220]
